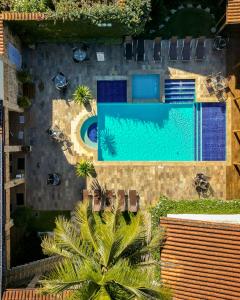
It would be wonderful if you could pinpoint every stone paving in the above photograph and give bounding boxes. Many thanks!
[23,39,227,210]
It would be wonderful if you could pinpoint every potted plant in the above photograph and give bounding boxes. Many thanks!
[17,96,31,109]
[73,85,93,106]
[75,160,95,177]
[16,70,32,84]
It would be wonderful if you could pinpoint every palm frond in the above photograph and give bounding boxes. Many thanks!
[93,208,120,267]
[39,202,170,300]
[51,216,91,259]
[105,259,166,300]
[113,213,146,262]
[39,258,102,294]
[41,236,74,258]
[39,260,86,294]
[73,201,98,252]
[122,229,164,266]
[66,282,99,300]
[93,286,112,300]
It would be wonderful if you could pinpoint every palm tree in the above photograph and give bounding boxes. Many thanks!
[73,85,93,105]
[39,201,171,300]
[75,160,95,177]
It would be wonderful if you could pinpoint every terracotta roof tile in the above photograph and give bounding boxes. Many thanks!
[0,12,45,21]
[2,289,71,300]
[226,0,240,24]
[160,217,240,300]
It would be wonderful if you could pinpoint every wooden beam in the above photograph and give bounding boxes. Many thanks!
[3,101,24,113]
[5,178,25,189]
[4,145,22,153]
[217,22,227,35]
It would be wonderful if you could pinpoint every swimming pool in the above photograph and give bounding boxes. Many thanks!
[98,103,195,161]
[132,74,160,100]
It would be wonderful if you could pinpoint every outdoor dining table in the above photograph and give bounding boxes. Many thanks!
[54,73,68,90]
[73,48,87,62]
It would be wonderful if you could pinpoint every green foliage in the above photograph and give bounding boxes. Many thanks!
[39,201,171,299]
[150,196,240,229]
[31,211,71,232]
[161,8,214,38]
[10,0,50,12]
[49,0,151,35]
[17,95,31,109]
[73,85,93,105]
[12,207,33,229]
[17,69,32,84]
[11,207,70,266]
[10,20,127,43]
[12,207,71,232]
[75,160,95,178]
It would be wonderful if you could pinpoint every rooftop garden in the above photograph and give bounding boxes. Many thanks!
[150,197,240,229]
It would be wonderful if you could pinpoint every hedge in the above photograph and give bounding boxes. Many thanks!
[150,196,240,229]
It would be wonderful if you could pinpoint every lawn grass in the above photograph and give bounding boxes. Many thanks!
[160,8,214,38]
[11,208,70,266]
[31,210,71,232]
[150,198,240,228]
[12,207,71,232]
[9,20,125,44]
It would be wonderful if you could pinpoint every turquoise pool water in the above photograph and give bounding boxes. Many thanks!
[98,103,195,161]
[132,74,160,100]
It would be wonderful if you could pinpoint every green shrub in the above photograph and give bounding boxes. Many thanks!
[73,85,93,105]
[49,0,151,35]
[16,70,32,84]
[11,0,49,12]
[17,96,31,109]
[75,160,95,177]
[12,207,33,229]
[150,196,240,229]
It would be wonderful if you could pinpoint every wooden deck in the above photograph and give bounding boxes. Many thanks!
[226,37,240,199]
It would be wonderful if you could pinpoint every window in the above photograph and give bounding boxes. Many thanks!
[17,158,25,170]
[16,193,24,206]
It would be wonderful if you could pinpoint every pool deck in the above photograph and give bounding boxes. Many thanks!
[22,38,233,210]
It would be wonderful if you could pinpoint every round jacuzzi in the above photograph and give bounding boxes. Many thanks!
[80,116,98,149]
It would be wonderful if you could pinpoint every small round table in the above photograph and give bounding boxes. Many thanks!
[213,37,227,51]
[73,48,87,62]
[54,73,68,90]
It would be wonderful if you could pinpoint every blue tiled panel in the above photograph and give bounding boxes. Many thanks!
[165,79,195,103]
[97,80,127,103]
[201,103,226,161]
[8,43,22,70]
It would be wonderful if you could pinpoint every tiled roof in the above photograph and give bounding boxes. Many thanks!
[2,289,71,300]
[160,217,240,300]
[0,12,45,21]
[226,0,240,24]
[0,12,45,55]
